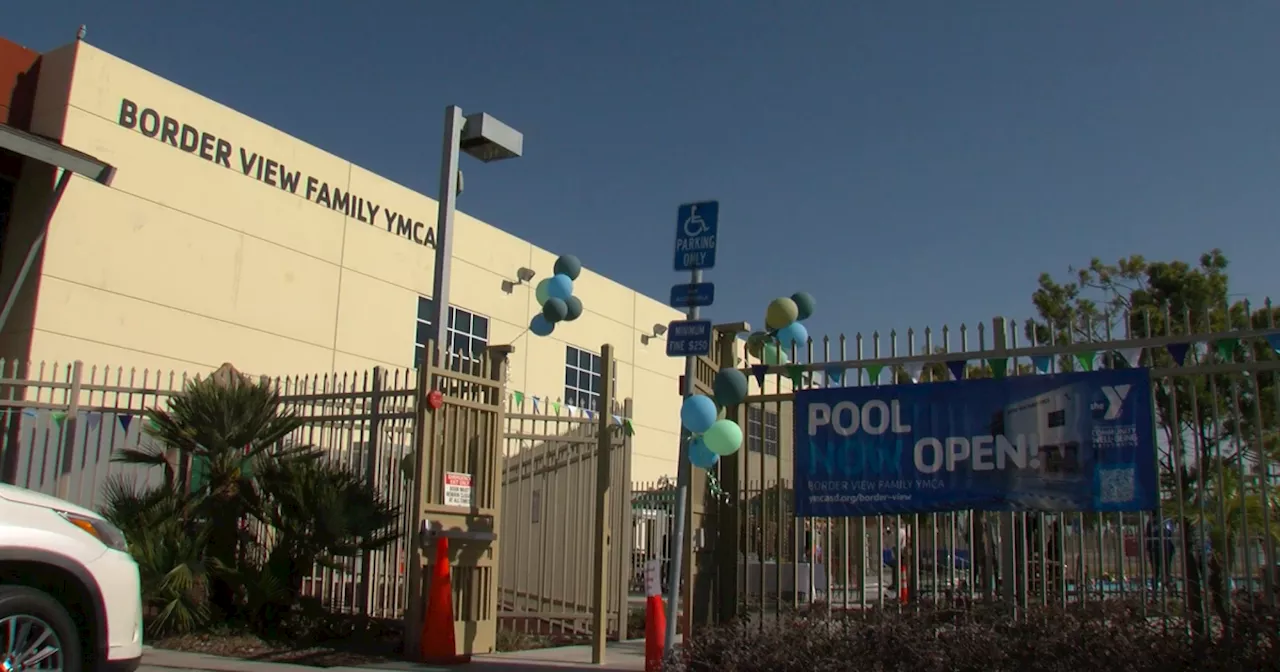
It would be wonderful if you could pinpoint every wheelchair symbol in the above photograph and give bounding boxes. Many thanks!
[683,205,710,237]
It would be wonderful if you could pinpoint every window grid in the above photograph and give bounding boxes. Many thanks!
[413,297,489,369]
[564,346,617,412]
[746,406,779,456]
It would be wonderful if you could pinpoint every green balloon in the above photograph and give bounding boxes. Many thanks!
[761,342,789,366]
[564,295,584,321]
[554,254,583,281]
[542,297,568,323]
[713,368,749,407]
[746,331,770,359]
[703,419,743,456]
[791,292,816,321]
[765,297,799,330]
[535,278,552,305]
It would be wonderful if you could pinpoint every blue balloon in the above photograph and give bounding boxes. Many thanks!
[688,438,719,470]
[530,314,555,337]
[776,321,809,351]
[547,273,574,301]
[680,395,718,434]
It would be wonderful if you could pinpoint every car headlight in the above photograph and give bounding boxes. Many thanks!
[57,511,129,552]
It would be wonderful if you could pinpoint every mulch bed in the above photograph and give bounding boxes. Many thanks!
[152,632,403,668]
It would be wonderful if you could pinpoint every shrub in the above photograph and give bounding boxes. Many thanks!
[669,600,1280,672]
[104,372,402,638]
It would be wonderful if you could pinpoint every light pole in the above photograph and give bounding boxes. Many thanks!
[427,106,523,367]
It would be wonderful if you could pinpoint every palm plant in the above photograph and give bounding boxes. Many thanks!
[109,367,403,634]
[250,455,402,628]
[101,475,211,635]
[1168,461,1280,628]
[115,373,310,616]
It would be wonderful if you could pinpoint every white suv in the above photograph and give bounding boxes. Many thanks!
[0,483,143,672]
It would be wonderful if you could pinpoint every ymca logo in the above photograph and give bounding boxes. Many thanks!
[1090,384,1132,420]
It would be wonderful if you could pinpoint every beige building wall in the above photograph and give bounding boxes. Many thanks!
[10,41,693,481]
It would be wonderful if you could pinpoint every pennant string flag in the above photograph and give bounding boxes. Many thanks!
[1215,338,1240,362]
[866,364,885,385]
[1267,334,1280,355]
[622,419,635,437]
[552,401,561,414]
[751,365,769,387]
[531,397,541,413]
[513,391,525,406]
[118,414,133,432]
[51,411,67,429]
[824,365,845,385]
[785,365,805,388]
[1116,347,1143,368]
[904,361,924,384]
[1166,343,1190,366]
[613,414,623,426]
[1032,355,1053,374]
[988,358,1009,379]
[946,360,967,381]
[86,413,102,430]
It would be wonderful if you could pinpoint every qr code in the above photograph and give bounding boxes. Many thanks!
[1098,467,1136,504]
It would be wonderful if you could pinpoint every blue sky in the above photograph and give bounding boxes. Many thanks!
[8,2,1280,352]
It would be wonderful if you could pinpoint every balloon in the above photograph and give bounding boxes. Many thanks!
[688,437,719,469]
[713,368,749,407]
[535,278,552,305]
[553,254,583,281]
[765,297,799,330]
[776,321,809,352]
[564,295,584,321]
[547,274,574,301]
[792,292,816,321]
[542,297,568,323]
[703,419,744,456]
[530,314,555,337]
[747,332,772,360]
[761,342,789,366]
[680,395,718,434]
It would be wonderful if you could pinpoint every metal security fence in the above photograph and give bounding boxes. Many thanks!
[0,359,419,620]
[270,367,419,619]
[697,302,1280,636]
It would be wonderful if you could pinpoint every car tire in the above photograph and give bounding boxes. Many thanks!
[0,585,83,672]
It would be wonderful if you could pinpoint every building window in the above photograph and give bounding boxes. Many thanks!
[746,407,779,456]
[564,346,616,412]
[413,297,489,369]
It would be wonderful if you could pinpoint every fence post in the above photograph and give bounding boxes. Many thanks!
[591,344,616,664]
[1,360,22,485]
[616,398,635,640]
[712,324,747,624]
[402,350,437,658]
[357,366,384,617]
[54,361,83,502]
[992,317,1018,611]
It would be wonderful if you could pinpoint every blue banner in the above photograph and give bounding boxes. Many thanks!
[794,369,1158,517]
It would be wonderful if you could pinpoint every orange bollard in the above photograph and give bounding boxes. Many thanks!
[643,560,667,672]
[420,536,470,665]
[899,564,909,604]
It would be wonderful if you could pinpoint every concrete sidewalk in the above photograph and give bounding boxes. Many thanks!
[141,639,651,672]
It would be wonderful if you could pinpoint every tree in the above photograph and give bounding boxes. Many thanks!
[1027,250,1280,632]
